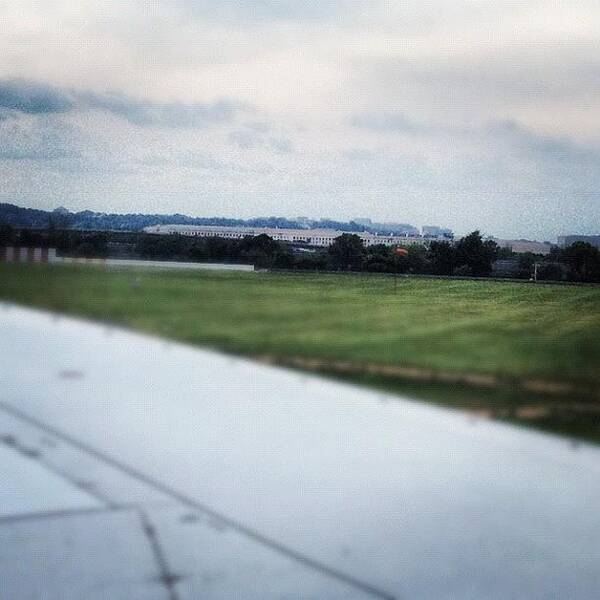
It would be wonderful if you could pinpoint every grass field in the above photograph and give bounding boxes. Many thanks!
[2,263,600,441]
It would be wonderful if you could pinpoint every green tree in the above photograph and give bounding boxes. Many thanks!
[454,231,498,277]
[75,233,108,258]
[239,234,292,268]
[48,212,72,230]
[204,236,232,260]
[239,233,279,256]
[537,262,564,281]
[562,242,600,282]
[0,220,15,246]
[427,241,455,275]
[405,244,428,273]
[327,234,365,270]
[136,234,185,259]
[517,253,536,279]
[363,244,394,273]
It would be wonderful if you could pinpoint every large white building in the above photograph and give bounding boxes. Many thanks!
[144,224,428,248]
[492,238,554,255]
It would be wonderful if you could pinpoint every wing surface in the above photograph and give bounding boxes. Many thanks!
[1,303,599,599]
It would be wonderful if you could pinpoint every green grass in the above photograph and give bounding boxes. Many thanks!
[2,263,600,442]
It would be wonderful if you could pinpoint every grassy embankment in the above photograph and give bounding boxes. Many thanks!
[1,263,599,442]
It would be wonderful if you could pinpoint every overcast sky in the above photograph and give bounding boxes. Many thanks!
[1,0,600,239]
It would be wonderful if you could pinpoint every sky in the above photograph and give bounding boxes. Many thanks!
[1,1,600,240]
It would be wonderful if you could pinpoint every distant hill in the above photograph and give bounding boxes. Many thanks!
[0,203,374,233]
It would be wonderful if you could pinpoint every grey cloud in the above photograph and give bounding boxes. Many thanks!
[229,126,295,153]
[78,92,246,128]
[0,117,81,161]
[0,79,75,114]
[414,54,600,105]
[229,128,261,149]
[485,119,600,166]
[177,0,351,23]
[342,148,378,161]
[354,49,600,121]
[350,109,600,171]
[0,78,249,128]
[137,152,232,171]
[269,137,294,153]
[350,111,433,135]
[0,108,17,122]
[245,120,271,133]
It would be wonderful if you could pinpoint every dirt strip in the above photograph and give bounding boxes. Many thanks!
[256,354,599,400]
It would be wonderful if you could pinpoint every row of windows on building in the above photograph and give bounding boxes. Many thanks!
[169,230,338,245]
[156,227,427,247]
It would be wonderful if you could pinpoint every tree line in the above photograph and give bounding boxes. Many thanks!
[0,202,373,233]
[2,223,599,282]
[326,233,600,282]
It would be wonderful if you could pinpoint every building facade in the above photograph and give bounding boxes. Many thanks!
[143,224,428,248]
[557,235,600,249]
[493,238,553,255]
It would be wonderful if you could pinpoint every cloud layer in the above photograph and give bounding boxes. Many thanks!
[0,78,248,127]
[1,0,599,239]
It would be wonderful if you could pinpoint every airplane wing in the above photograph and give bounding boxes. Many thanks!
[1,303,599,599]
